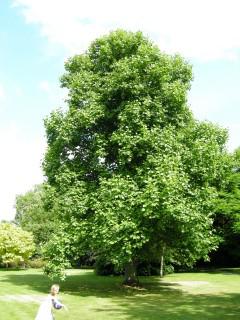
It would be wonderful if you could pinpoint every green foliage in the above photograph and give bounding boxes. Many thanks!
[27,257,46,269]
[212,148,240,265]
[42,30,229,279]
[0,222,35,266]
[42,225,76,280]
[94,256,121,276]
[15,184,57,248]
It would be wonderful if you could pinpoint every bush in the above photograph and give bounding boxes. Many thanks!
[95,257,174,277]
[0,222,35,267]
[137,262,174,276]
[72,252,95,268]
[94,257,122,276]
[28,258,46,268]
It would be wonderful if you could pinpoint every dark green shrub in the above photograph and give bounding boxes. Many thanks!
[95,257,122,275]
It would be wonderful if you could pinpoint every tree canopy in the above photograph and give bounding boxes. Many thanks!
[15,184,57,249]
[0,222,35,267]
[212,148,240,266]
[43,30,229,283]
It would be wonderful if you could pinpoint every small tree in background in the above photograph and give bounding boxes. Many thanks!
[0,222,35,267]
[43,30,230,284]
[212,147,240,266]
[15,184,57,250]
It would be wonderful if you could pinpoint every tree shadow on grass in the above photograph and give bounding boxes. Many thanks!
[217,268,240,275]
[184,267,240,276]
[2,270,240,319]
[1,270,182,297]
[0,272,52,294]
[105,292,240,320]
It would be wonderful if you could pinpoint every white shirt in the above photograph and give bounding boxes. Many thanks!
[35,295,62,320]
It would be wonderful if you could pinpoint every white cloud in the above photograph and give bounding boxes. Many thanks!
[13,0,240,61]
[0,124,46,221]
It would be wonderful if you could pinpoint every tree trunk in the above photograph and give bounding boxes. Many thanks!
[160,245,165,278]
[123,261,139,286]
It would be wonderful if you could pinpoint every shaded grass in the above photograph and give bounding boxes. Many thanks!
[0,268,240,319]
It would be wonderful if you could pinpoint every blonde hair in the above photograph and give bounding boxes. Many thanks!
[50,284,60,295]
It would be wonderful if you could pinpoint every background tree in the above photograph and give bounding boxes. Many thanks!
[0,222,35,267]
[43,30,229,283]
[15,184,57,250]
[211,147,240,266]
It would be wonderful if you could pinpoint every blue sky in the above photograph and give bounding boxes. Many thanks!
[0,0,240,221]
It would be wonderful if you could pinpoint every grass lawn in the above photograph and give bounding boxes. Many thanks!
[0,268,240,319]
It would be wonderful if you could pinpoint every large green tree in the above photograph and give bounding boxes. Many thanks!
[43,30,229,283]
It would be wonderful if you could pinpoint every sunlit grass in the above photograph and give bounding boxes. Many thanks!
[0,268,240,319]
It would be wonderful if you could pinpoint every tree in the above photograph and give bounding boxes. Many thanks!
[43,30,229,283]
[0,222,35,267]
[211,147,240,266]
[15,184,57,249]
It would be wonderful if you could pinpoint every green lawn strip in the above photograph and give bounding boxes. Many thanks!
[0,268,240,319]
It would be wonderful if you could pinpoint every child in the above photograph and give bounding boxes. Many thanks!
[35,284,67,320]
